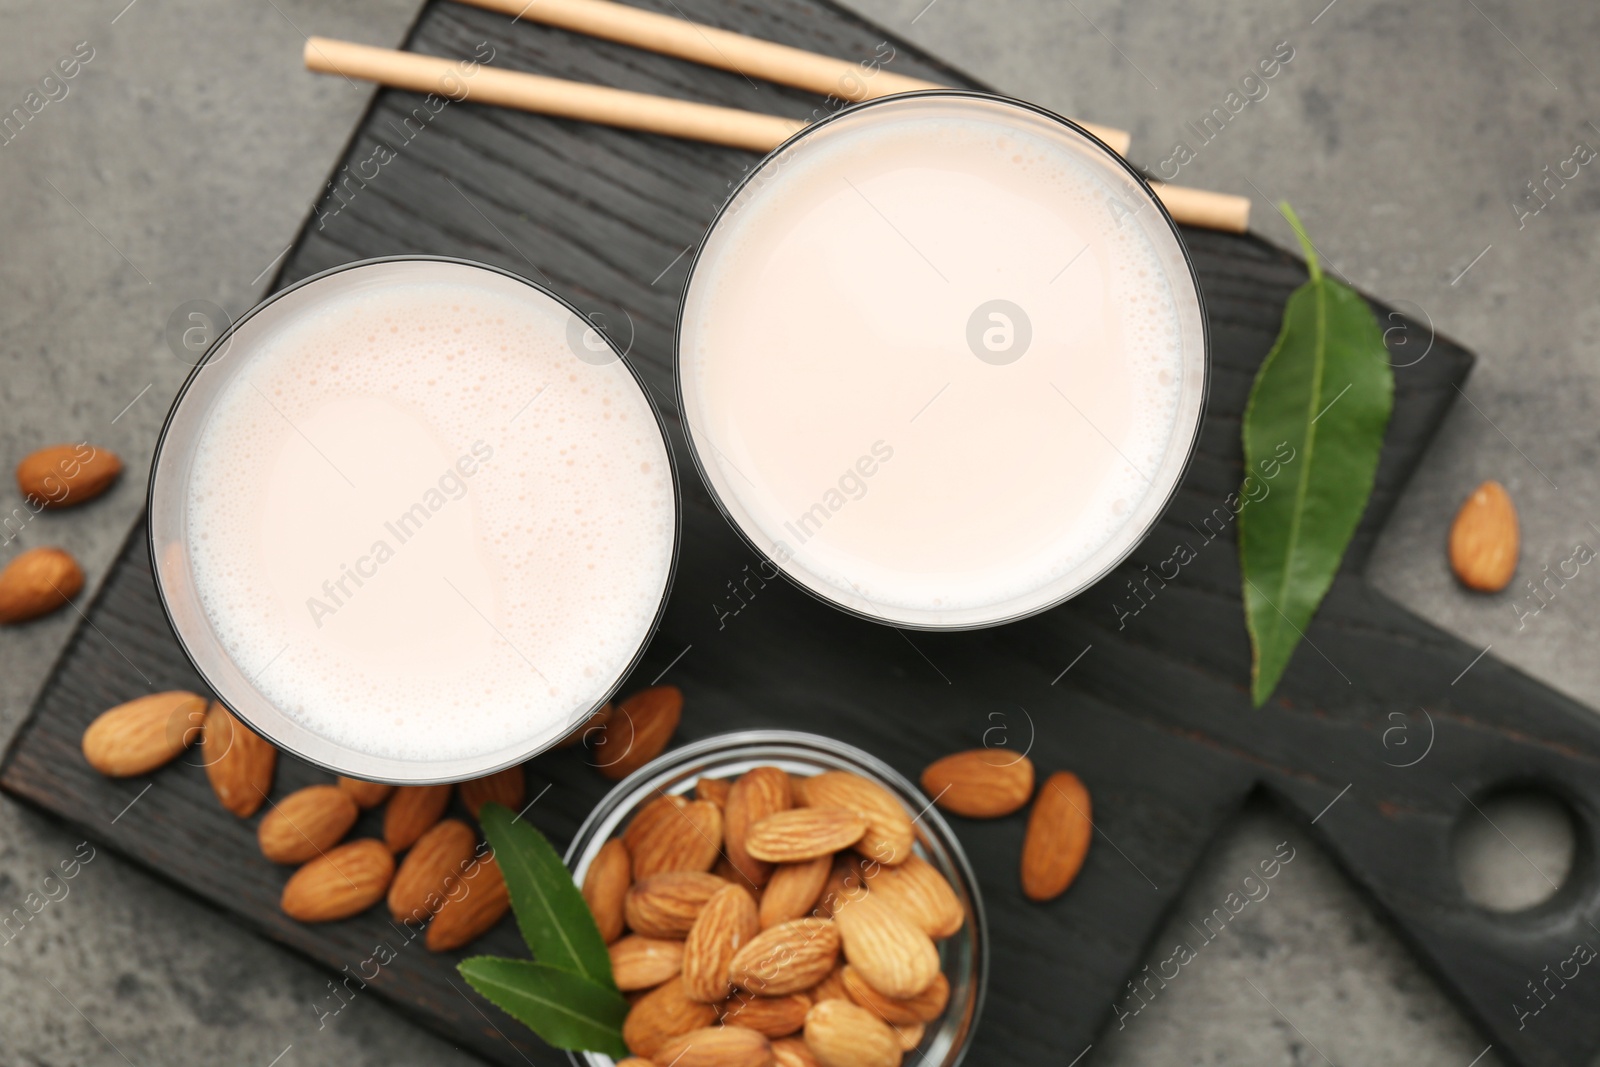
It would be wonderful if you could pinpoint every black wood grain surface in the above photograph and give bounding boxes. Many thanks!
[6,1,1599,1064]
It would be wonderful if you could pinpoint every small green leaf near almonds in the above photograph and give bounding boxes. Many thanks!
[458,956,630,1059]
[476,803,616,989]
[1238,202,1394,707]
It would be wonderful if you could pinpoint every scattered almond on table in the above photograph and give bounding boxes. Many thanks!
[1449,479,1519,592]
[15,443,122,508]
[0,545,85,624]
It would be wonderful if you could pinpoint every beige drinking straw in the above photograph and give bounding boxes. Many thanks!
[450,0,1134,156]
[302,37,1252,233]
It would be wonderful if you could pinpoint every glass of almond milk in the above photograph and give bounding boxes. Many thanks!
[149,258,679,783]
[677,91,1207,629]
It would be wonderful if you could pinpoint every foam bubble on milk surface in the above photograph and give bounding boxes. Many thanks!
[186,278,674,761]
[683,104,1191,620]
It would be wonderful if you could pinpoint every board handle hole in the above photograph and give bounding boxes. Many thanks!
[1452,784,1582,913]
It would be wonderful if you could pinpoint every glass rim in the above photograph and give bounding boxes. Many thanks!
[672,89,1211,631]
[146,255,684,785]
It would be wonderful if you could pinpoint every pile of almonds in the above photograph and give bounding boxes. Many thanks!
[587,764,962,1067]
[0,443,122,624]
[80,683,688,954]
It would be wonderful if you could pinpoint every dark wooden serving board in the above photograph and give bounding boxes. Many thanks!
[6,1,1599,1064]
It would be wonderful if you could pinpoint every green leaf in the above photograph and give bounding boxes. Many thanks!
[477,802,615,989]
[1238,202,1394,706]
[458,956,630,1058]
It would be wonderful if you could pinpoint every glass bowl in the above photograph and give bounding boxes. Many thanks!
[564,729,987,1066]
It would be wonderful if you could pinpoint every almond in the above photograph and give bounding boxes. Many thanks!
[810,963,850,1003]
[624,976,718,1058]
[625,793,692,851]
[862,855,963,939]
[583,837,632,943]
[816,856,870,918]
[726,918,840,996]
[81,690,205,777]
[840,966,947,1025]
[611,934,687,991]
[894,1021,924,1051]
[632,797,724,879]
[388,818,477,923]
[725,766,792,887]
[595,685,682,780]
[682,883,759,1001]
[555,702,611,748]
[16,443,122,508]
[804,999,902,1067]
[832,893,938,999]
[654,1025,772,1067]
[0,546,85,623]
[615,1060,655,1067]
[258,784,360,864]
[760,856,832,929]
[281,839,395,922]
[720,991,811,1038]
[384,784,453,852]
[1022,771,1092,902]
[458,765,526,818]
[800,772,913,866]
[772,1036,822,1067]
[745,809,867,864]
[201,701,276,816]
[625,871,729,938]
[920,749,1035,818]
[427,853,510,951]
[1450,480,1519,592]
[696,776,732,807]
[337,776,394,809]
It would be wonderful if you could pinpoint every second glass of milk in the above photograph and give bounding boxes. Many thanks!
[677,92,1207,629]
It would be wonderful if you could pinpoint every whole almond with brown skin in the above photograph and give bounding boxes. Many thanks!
[610,934,687,991]
[832,893,938,999]
[682,883,759,1001]
[1022,771,1092,902]
[632,798,724,879]
[841,966,947,1025]
[625,871,729,938]
[720,991,811,1038]
[624,976,718,1058]
[459,765,525,818]
[772,1036,822,1067]
[725,766,792,887]
[281,839,395,922]
[16,444,122,508]
[804,999,902,1067]
[810,963,850,1003]
[696,776,732,807]
[384,783,452,852]
[584,837,632,943]
[921,750,1035,818]
[760,855,832,929]
[258,784,359,865]
[745,809,867,864]
[596,685,682,781]
[337,776,394,809]
[726,918,840,996]
[81,690,205,777]
[427,854,510,951]
[0,546,85,623]
[894,1021,924,1052]
[863,855,963,939]
[615,1060,655,1067]
[389,818,477,923]
[654,1025,772,1067]
[816,856,869,918]
[202,701,276,817]
[625,794,690,851]
[801,772,913,866]
[1450,480,1519,592]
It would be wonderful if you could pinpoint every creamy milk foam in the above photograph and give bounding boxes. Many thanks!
[679,95,1205,627]
[182,263,674,763]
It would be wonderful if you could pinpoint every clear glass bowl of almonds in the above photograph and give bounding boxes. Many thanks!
[565,729,987,1067]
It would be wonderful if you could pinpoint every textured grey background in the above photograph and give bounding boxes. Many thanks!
[2,0,1594,1063]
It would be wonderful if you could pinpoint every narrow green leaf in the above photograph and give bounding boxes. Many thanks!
[458,956,629,1058]
[477,802,614,988]
[1238,202,1394,706]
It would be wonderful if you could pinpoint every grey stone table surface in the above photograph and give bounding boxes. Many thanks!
[2,0,1595,1063]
